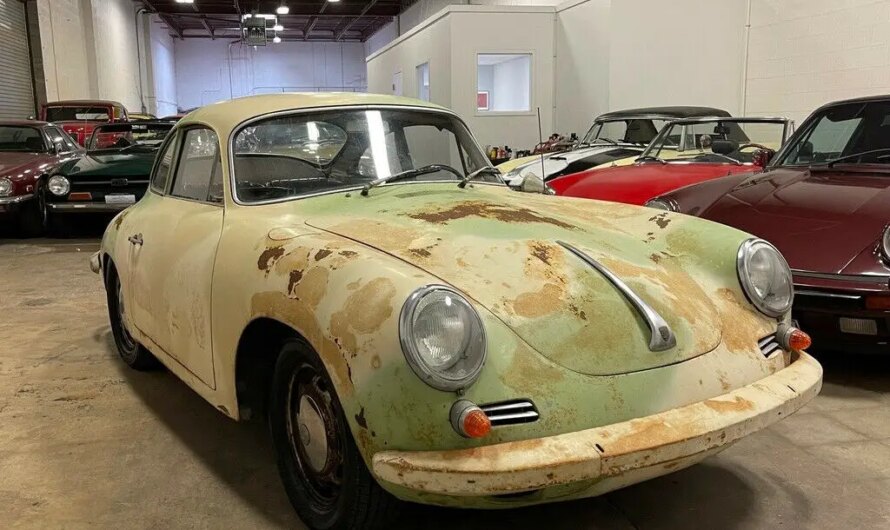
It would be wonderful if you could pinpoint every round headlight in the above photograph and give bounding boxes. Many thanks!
[48,175,70,196]
[737,239,794,318]
[645,197,679,212]
[0,177,11,197]
[399,285,486,392]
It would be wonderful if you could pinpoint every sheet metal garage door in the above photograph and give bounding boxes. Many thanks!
[0,0,35,119]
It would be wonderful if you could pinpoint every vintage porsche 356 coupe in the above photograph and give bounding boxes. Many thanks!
[499,106,731,185]
[91,93,822,529]
[548,116,792,205]
[648,95,890,355]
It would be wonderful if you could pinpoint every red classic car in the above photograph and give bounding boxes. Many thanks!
[0,121,83,235]
[39,100,129,146]
[547,117,793,205]
[648,95,890,353]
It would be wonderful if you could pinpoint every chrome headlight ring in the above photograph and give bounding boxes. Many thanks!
[399,285,487,392]
[0,177,11,197]
[645,197,679,212]
[47,175,70,196]
[881,225,890,262]
[737,238,794,318]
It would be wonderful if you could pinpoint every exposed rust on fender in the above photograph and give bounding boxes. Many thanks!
[257,246,285,271]
[408,247,432,258]
[287,270,304,295]
[510,283,564,319]
[529,241,555,265]
[314,249,333,261]
[649,213,671,229]
[703,396,755,413]
[329,278,397,356]
[339,250,358,257]
[405,200,575,229]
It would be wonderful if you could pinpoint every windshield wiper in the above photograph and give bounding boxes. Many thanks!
[458,166,502,188]
[825,148,890,167]
[361,164,463,196]
[637,155,666,164]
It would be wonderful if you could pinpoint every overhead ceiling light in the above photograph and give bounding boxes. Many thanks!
[273,24,284,31]
[174,0,194,3]
[273,35,282,43]
[276,4,290,14]
[328,0,341,3]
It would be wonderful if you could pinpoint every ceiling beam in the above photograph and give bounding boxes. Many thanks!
[189,3,215,39]
[303,1,328,41]
[336,0,380,41]
[142,0,183,39]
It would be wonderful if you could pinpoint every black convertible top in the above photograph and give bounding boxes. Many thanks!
[597,106,731,121]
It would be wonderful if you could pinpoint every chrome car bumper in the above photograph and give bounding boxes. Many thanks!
[0,193,35,205]
[48,202,130,212]
[372,351,822,497]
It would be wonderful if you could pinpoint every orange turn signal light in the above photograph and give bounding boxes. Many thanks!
[462,409,492,439]
[788,329,812,351]
[865,296,890,310]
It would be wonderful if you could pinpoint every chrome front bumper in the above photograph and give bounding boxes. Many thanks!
[372,351,822,497]
[48,202,130,212]
[0,193,35,205]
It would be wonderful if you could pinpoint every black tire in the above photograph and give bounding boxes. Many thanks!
[106,265,158,370]
[270,338,400,530]
[17,186,47,237]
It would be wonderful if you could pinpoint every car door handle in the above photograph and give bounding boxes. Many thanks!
[128,233,143,246]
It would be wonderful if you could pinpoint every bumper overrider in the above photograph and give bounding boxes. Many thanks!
[372,351,822,499]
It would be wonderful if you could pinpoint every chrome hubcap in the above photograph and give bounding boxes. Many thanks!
[298,395,330,473]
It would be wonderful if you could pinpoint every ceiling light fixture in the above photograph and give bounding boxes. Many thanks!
[174,0,194,3]
[273,35,282,43]
[273,24,284,31]
[328,0,341,3]
[276,4,290,14]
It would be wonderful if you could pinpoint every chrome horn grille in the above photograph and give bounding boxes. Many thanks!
[758,333,781,357]
[480,400,539,427]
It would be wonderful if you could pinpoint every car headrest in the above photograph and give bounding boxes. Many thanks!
[711,139,738,155]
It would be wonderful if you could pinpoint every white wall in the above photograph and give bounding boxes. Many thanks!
[745,0,890,124]
[174,39,367,111]
[91,0,140,111]
[607,0,747,115]
[142,15,177,117]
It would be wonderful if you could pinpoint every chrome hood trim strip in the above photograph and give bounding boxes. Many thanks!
[557,240,677,352]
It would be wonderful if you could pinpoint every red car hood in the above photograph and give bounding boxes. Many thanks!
[0,152,50,180]
[551,162,757,205]
[700,167,890,274]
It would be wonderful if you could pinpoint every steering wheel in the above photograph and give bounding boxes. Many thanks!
[738,143,770,152]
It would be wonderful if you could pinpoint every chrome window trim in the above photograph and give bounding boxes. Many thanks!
[794,290,862,300]
[226,104,502,207]
[558,240,677,352]
[641,117,791,160]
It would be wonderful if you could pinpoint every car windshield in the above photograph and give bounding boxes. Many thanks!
[87,123,173,151]
[775,100,890,168]
[580,118,668,146]
[233,108,498,203]
[0,126,46,152]
[45,106,110,122]
[642,120,786,164]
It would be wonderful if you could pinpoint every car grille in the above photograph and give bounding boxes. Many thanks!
[480,399,539,426]
[758,333,781,358]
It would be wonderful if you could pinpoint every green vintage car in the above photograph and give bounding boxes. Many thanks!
[45,121,173,230]
[92,94,822,530]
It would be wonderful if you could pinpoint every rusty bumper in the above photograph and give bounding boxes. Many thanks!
[372,351,822,497]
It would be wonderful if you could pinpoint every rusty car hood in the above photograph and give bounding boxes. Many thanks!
[699,167,890,274]
[303,184,738,376]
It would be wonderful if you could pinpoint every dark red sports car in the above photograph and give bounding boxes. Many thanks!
[648,95,890,353]
[548,117,792,205]
[0,121,83,235]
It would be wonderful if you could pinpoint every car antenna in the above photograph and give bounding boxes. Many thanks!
[537,107,546,194]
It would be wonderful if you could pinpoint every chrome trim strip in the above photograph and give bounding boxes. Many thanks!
[480,402,534,413]
[0,193,35,205]
[557,241,677,352]
[795,289,863,300]
[761,342,781,356]
[488,411,539,422]
[792,270,890,285]
[47,202,130,212]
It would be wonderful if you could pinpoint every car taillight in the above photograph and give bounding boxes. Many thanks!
[865,295,890,310]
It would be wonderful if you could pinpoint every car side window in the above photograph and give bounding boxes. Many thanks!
[45,127,71,152]
[53,128,79,152]
[151,134,178,194]
[170,128,222,203]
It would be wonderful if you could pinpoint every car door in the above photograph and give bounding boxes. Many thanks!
[128,126,224,388]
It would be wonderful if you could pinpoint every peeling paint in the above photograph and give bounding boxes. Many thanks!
[257,246,285,271]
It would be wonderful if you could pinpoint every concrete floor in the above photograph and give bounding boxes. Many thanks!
[2,231,890,529]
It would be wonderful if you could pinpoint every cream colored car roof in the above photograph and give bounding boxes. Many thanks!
[179,93,450,136]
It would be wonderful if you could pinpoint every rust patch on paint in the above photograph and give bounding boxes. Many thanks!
[113,210,129,230]
[371,355,381,369]
[703,396,755,413]
[511,283,564,319]
[716,288,772,352]
[409,247,432,258]
[339,250,358,258]
[529,241,555,265]
[650,253,661,264]
[258,246,285,271]
[649,213,671,229]
[314,249,333,261]
[287,270,304,295]
[355,407,368,429]
[292,267,330,308]
[406,201,575,229]
[329,278,397,356]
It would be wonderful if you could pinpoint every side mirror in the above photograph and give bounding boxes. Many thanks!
[53,140,65,154]
[753,148,775,168]
[519,173,546,193]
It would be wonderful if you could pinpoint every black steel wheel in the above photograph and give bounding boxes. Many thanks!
[106,265,158,370]
[270,338,399,530]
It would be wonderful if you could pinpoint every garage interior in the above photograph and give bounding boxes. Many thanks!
[3,0,890,529]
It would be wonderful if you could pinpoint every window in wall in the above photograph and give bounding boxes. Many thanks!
[416,62,430,102]
[476,53,531,113]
